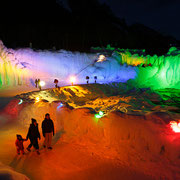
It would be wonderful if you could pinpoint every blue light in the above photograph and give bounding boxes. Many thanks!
[18,99,23,105]
[57,103,63,109]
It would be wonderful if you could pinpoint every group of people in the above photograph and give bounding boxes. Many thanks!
[15,113,55,155]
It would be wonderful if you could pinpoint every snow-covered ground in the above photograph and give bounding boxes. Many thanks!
[0,41,179,179]
[0,84,180,180]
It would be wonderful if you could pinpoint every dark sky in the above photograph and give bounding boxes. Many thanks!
[100,0,180,40]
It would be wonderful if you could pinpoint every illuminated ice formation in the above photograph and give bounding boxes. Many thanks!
[0,41,179,90]
[0,41,136,88]
[0,41,32,87]
[113,47,180,89]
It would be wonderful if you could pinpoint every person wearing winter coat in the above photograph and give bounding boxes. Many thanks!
[15,134,27,155]
[26,118,41,155]
[42,113,54,149]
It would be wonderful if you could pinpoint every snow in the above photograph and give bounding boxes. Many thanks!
[0,162,29,180]
[0,41,180,179]
[0,41,179,90]
[0,84,179,179]
[0,41,137,88]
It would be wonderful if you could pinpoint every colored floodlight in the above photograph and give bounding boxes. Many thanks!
[39,81,45,87]
[95,114,102,119]
[97,55,106,62]
[170,121,180,133]
[18,99,23,105]
[70,76,76,85]
[95,111,104,119]
[57,103,63,109]
[99,111,104,116]
[35,97,40,102]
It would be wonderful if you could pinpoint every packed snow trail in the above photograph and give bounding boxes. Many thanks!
[0,123,155,180]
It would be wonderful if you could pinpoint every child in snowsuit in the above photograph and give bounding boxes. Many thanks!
[15,134,27,155]
[26,118,41,155]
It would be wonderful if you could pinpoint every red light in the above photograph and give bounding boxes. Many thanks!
[170,121,180,133]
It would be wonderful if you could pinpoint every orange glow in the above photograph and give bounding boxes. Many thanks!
[70,76,76,85]
[97,55,106,62]
[170,121,180,133]
[35,97,40,103]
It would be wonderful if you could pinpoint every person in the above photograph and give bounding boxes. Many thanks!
[94,76,97,83]
[42,113,54,150]
[37,79,42,90]
[15,134,27,155]
[54,79,58,88]
[26,118,41,155]
[35,79,38,88]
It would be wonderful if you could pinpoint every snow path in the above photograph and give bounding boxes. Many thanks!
[0,124,154,180]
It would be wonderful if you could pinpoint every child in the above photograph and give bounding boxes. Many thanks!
[15,134,27,155]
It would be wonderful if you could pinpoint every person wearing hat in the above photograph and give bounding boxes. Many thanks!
[26,118,41,155]
[42,113,54,149]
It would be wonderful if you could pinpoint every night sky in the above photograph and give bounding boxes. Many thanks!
[100,0,180,40]
[0,0,179,53]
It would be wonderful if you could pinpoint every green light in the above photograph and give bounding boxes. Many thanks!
[95,111,104,119]
[99,111,104,116]
[95,114,102,118]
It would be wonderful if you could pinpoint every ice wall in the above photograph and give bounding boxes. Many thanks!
[0,41,136,88]
[0,40,179,90]
[113,48,180,89]
[0,41,31,87]
[133,55,180,89]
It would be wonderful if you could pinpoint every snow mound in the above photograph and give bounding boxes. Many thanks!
[0,162,29,180]
[0,84,180,179]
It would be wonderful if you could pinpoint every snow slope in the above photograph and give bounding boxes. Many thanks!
[0,84,179,179]
[0,162,29,180]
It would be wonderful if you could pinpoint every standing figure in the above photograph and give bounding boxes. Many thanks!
[35,79,38,88]
[37,79,41,90]
[42,113,55,150]
[54,79,59,88]
[26,118,41,155]
[94,76,97,83]
[86,76,90,84]
[15,134,27,155]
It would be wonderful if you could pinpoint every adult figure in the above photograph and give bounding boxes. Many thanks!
[54,79,58,88]
[42,113,54,149]
[35,79,38,88]
[37,79,41,90]
[26,118,41,155]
